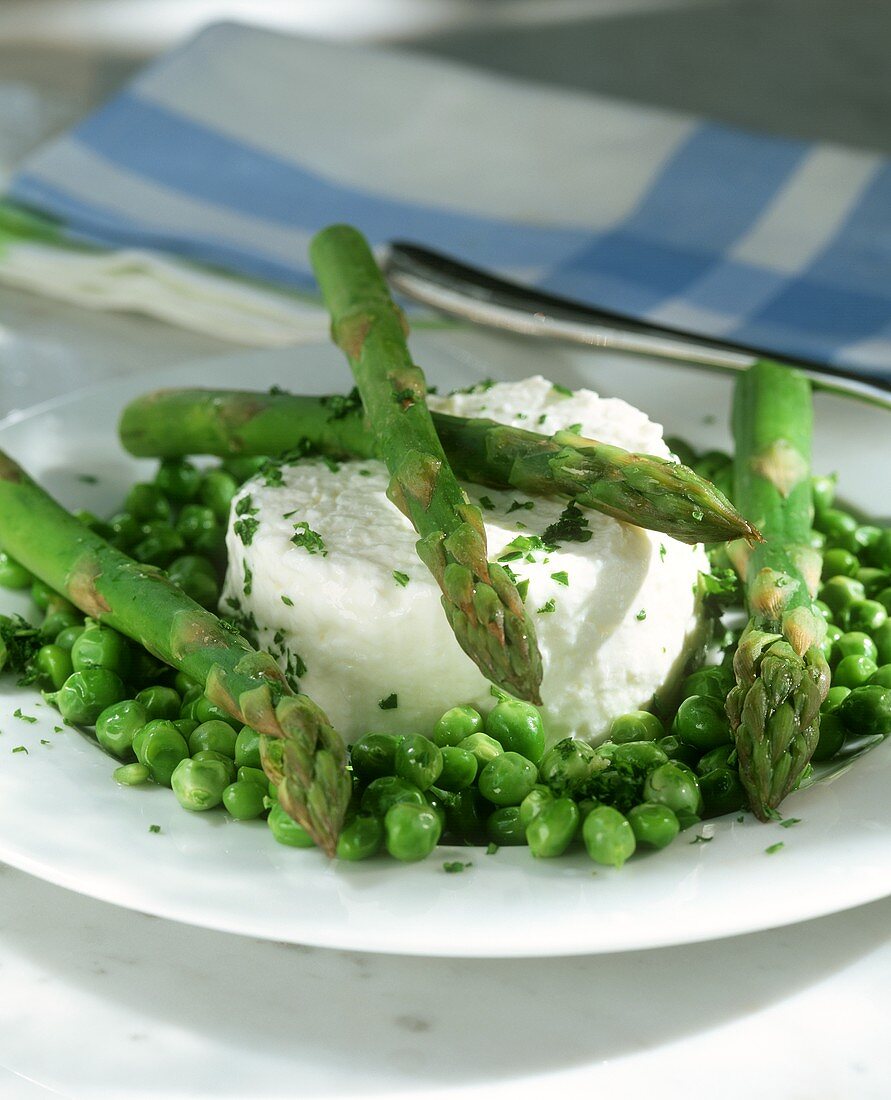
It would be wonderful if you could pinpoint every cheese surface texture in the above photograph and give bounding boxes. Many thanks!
[222,377,708,744]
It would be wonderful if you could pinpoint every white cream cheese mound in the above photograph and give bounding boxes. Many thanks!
[222,376,708,744]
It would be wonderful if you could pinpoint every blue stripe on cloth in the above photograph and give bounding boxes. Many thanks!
[57,93,591,272]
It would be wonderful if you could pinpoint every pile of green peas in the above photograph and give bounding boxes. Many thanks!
[3,449,891,867]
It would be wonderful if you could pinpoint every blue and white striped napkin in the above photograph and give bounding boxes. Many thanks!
[3,21,891,376]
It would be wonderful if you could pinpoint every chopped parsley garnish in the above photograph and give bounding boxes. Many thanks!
[393,570,410,587]
[322,387,362,421]
[516,578,530,602]
[149,824,162,834]
[281,595,294,606]
[233,494,260,545]
[537,598,556,614]
[765,842,784,855]
[443,861,471,873]
[507,499,534,513]
[321,455,340,473]
[243,563,253,596]
[659,544,667,562]
[268,384,290,396]
[636,609,647,621]
[566,422,582,434]
[393,387,416,407]
[478,495,496,511]
[551,571,569,586]
[779,817,801,829]
[77,473,99,484]
[13,708,36,723]
[0,614,41,680]
[260,463,284,488]
[541,502,591,547]
[551,383,573,397]
[12,745,27,754]
[225,596,241,612]
[452,378,495,395]
[486,843,499,855]
[290,522,327,556]
[537,413,547,425]
[379,693,398,710]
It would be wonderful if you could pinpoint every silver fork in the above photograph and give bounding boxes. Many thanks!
[381,240,891,412]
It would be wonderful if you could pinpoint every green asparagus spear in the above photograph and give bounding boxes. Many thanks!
[309,224,543,703]
[0,450,350,854]
[119,388,757,545]
[725,361,830,820]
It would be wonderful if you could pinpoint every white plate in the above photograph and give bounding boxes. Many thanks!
[0,330,888,958]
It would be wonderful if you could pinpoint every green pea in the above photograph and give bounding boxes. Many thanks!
[129,649,168,690]
[166,555,220,609]
[627,803,680,849]
[384,803,441,862]
[173,670,200,696]
[822,547,859,578]
[700,767,747,817]
[820,575,866,614]
[174,718,198,739]
[526,797,579,858]
[200,469,239,521]
[175,503,218,541]
[833,654,878,689]
[869,665,891,689]
[222,780,267,820]
[221,455,267,482]
[190,526,227,564]
[192,749,236,784]
[809,530,826,552]
[169,756,228,810]
[680,666,734,702]
[154,458,203,503]
[666,436,698,466]
[875,586,891,614]
[54,625,85,652]
[838,685,891,737]
[583,805,636,868]
[485,699,546,763]
[838,599,887,634]
[336,815,384,861]
[833,631,878,665]
[610,741,669,772]
[38,609,82,644]
[107,512,142,550]
[811,474,836,514]
[193,696,240,729]
[113,762,151,786]
[855,567,887,596]
[432,704,484,747]
[608,710,664,744]
[440,787,489,844]
[672,694,732,750]
[139,722,190,787]
[696,744,735,775]
[457,732,504,769]
[0,551,32,589]
[814,601,835,627]
[30,578,59,610]
[822,685,851,712]
[866,529,891,570]
[656,734,701,769]
[538,737,599,796]
[350,732,399,782]
[70,625,132,678]
[131,526,186,568]
[643,762,703,817]
[34,643,73,691]
[486,805,528,846]
[818,508,859,552]
[436,746,477,791]
[518,786,554,829]
[360,775,426,818]
[268,802,315,847]
[96,699,148,759]
[125,482,172,523]
[811,712,847,762]
[188,719,238,758]
[394,734,443,791]
[235,726,262,769]
[873,620,891,665]
[133,685,181,722]
[48,668,126,724]
[478,751,538,806]
[237,765,268,789]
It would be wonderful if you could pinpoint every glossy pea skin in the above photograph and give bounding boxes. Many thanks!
[485,699,546,763]
[193,696,241,729]
[457,732,504,769]
[820,576,866,614]
[384,803,441,862]
[54,625,85,652]
[873,621,891,666]
[822,547,859,578]
[699,767,747,817]
[673,695,732,750]
[192,749,236,784]
[436,746,478,791]
[811,712,847,762]
[96,699,148,759]
[70,625,131,678]
[432,705,484,748]
[49,668,126,724]
[680,666,734,702]
[478,752,538,806]
[608,711,664,744]
[34,644,73,691]
[0,551,32,589]
[188,719,239,759]
[538,738,598,796]
[336,815,384,861]
[200,469,239,521]
[656,735,701,769]
[856,568,888,597]
[583,805,636,868]
[154,458,202,503]
[235,726,262,769]
[838,599,887,634]
[696,743,735,776]
[38,609,82,644]
[518,786,554,829]
[440,787,489,844]
[350,733,399,782]
[268,802,315,847]
[643,763,704,817]
[833,631,878,665]
[171,756,229,810]
[125,482,171,523]
[113,762,151,786]
[838,685,891,737]
[866,529,891,570]
[190,526,227,565]
[222,779,267,820]
[869,665,891,689]
[627,803,680,849]
[166,555,220,609]
[610,741,669,773]
[818,508,859,552]
[360,775,426,819]
[822,685,851,712]
[175,504,218,542]
[135,685,182,721]
[237,765,269,790]
[811,474,836,514]
[526,797,579,858]
[833,654,878,690]
[394,735,443,791]
[30,578,59,610]
[131,526,186,568]
[174,718,198,740]
[139,723,190,787]
[486,805,528,846]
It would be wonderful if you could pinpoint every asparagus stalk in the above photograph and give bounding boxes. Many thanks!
[725,361,830,820]
[119,388,758,545]
[309,224,543,703]
[0,450,350,855]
